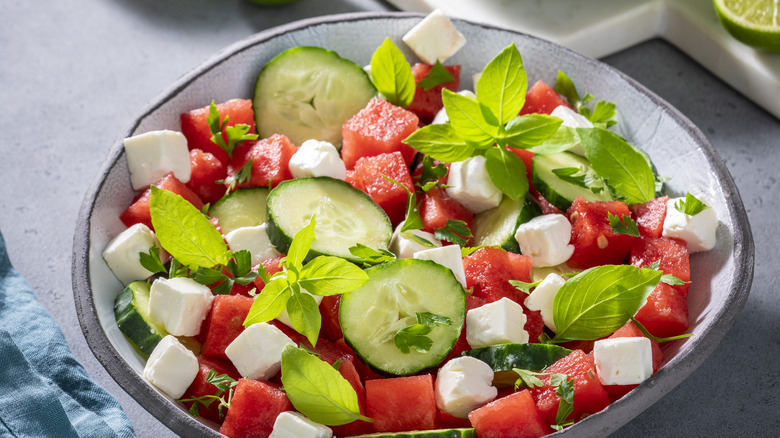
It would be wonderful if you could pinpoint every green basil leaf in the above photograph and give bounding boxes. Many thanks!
[484,147,528,200]
[443,89,500,148]
[287,286,322,347]
[348,244,396,267]
[529,126,580,155]
[403,123,475,162]
[417,60,455,90]
[298,256,369,296]
[552,265,662,341]
[578,127,656,204]
[280,345,372,426]
[139,246,166,274]
[476,43,527,125]
[149,186,229,270]
[504,114,562,149]
[554,70,579,107]
[244,278,291,327]
[674,192,711,216]
[589,101,617,126]
[287,216,317,269]
[370,38,415,108]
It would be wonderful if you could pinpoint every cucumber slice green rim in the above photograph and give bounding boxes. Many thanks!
[532,151,613,211]
[254,46,377,148]
[340,259,466,376]
[460,343,572,387]
[472,195,541,253]
[114,281,168,357]
[265,177,392,262]
[209,187,269,235]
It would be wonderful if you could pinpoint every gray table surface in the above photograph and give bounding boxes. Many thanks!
[1,0,778,437]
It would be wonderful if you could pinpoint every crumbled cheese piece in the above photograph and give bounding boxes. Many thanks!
[269,411,333,438]
[124,130,191,190]
[413,245,467,289]
[435,356,498,418]
[402,9,466,64]
[466,297,528,348]
[550,105,594,156]
[225,322,296,380]
[102,223,168,285]
[149,277,214,337]
[143,335,198,399]
[524,273,566,333]
[446,155,502,214]
[225,224,280,265]
[389,224,441,259]
[662,197,718,252]
[593,337,653,386]
[288,139,347,180]
[514,214,574,267]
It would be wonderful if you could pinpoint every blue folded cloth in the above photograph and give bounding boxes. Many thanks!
[0,231,135,438]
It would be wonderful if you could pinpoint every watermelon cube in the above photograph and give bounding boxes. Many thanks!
[566,197,637,269]
[227,134,296,189]
[352,151,415,225]
[200,294,254,361]
[407,63,461,124]
[630,236,691,296]
[420,187,474,235]
[180,99,256,166]
[634,282,689,338]
[630,196,669,238]
[180,356,240,423]
[331,359,373,436]
[219,379,292,438]
[120,172,204,230]
[468,390,550,438]
[320,294,343,342]
[341,98,419,169]
[520,80,569,115]
[366,374,437,432]
[530,349,610,426]
[185,149,227,204]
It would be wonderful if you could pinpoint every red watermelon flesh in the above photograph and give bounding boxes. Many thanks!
[630,196,669,238]
[180,356,240,424]
[634,282,689,338]
[566,197,637,269]
[520,80,569,115]
[320,294,343,342]
[630,236,691,296]
[530,349,610,426]
[227,134,296,189]
[186,149,227,204]
[341,98,419,169]
[420,187,474,236]
[332,359,373,436]
[180,99,256,166]
[218,379,291,438]
[366,374,437,432]
[120,172,204,230]
[407,63,461,124]
[352,151,415,225]
[468,389,550,438]
[200,294,253,361]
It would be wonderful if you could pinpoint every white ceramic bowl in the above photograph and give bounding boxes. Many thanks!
[72,12,754,437]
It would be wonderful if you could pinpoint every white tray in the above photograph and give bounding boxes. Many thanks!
[388,0,780,119]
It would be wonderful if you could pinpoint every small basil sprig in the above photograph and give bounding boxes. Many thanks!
[243,216,369,346]
[281,345,373,426]
[404,44,562,201]
[370,38,415,108]
[348,243,396,268]
[674,192,710,216]
[207,100,258,158]
[554,70,617,128]
[417,60,455,90]
[552,265,662,342]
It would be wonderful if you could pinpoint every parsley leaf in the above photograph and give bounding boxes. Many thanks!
[554,71,617,128]
[139,246,167,274]
[370,38,415,108]
[401,231,437,248]
[416,156,448,192]
[512,368,547,390]
[552,374,575,430]
[383,176,424,232]
[394,312,453,354]
[509,278,542,294]
[207,101,258,158]
[218,160,253,194]
[348,243,396,268]
[674,192,711,216]
[608,212,640,237]
[434,219,472,246]
[178,369,238,419]
[417,60,455,90]
[416,312,452,327]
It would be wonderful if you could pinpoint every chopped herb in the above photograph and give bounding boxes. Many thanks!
[139,246,166,274]
[509,278,543,294]
[674,192,711,216]
[631,317,694,343]
[417,60,455,90]
[608,212,640,237]
[394,312,453,354]
[434,220,472,246]
[207,101,258,158]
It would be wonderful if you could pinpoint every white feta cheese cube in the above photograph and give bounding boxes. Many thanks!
[124,130,191,190]
[142,335,198,399]
[389,224,441,259]
[662,197,718,253]
[524,273,566,333]
[102,223,168,285]
[593,337,653,386]
[149,277,214,337]
[413,245,467,289]
[270,411,333,438]
[514,214,574,267]
[288,139,347,180]
[550,106,593,156]
[225,224,280,265]
[225,322,296,380]
[431,90,477,125]
[435,356,497,418]
[445,155,502,214]
[276,288,323,330]
[466,297,528,348]
[402,9,466,64]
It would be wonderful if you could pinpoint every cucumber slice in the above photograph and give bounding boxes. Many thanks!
[266,177,392,262]
[532,151,612,211]
[472,195,541,253]
[346,429,476,438]
[340,259,466,376]
[461,343,572,387]
[114,281,168,357]
[210,187,269,235]
[254,46,376,148]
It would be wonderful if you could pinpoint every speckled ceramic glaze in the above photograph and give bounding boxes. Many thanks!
[72,12,753,438]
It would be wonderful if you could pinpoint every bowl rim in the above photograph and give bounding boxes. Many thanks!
[72,10,755,438]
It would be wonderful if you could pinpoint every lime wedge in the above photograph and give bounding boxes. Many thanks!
[714,0,780,50]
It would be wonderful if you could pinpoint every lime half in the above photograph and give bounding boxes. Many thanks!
[714,0,780,50]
